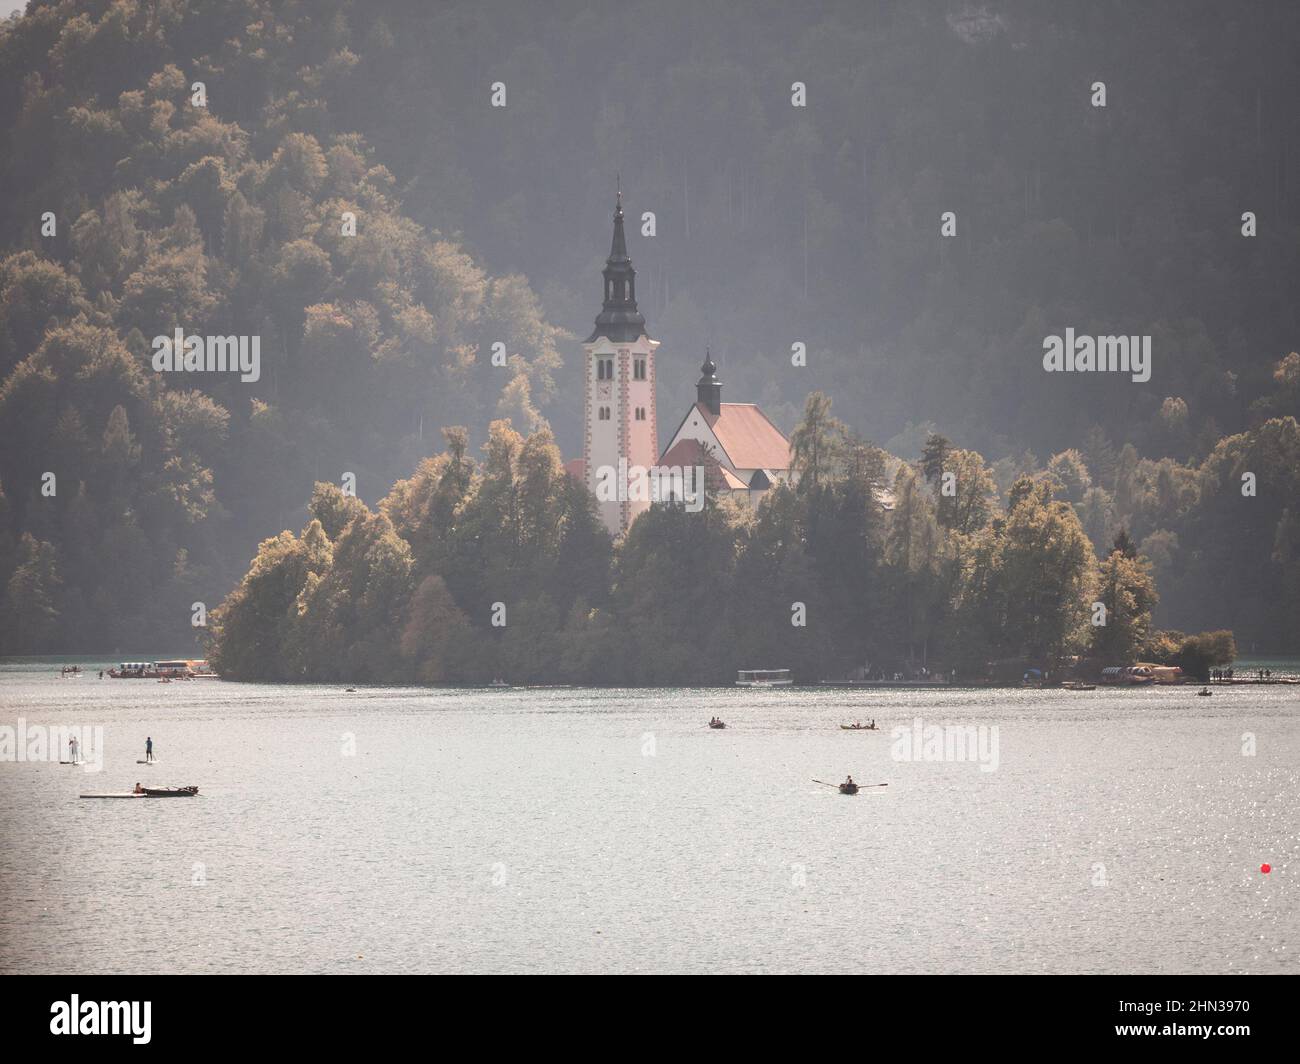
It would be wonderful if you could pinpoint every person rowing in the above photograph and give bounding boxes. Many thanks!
[845,775,855,787]
[133,782,143,794]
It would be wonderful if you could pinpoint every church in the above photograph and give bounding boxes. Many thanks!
[567,193,793,536]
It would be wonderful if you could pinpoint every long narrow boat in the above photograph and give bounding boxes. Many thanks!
[80,786,198,799]
[840,724,878,730]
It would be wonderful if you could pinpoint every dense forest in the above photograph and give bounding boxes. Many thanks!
[209,394,1242,684]
[0,0,1297,659]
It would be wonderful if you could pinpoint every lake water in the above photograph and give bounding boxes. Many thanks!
[1,661,1296,974]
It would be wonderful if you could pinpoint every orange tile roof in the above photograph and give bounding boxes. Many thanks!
[658,438,750,491]
[564,458,586,482]
[702,403,790,471]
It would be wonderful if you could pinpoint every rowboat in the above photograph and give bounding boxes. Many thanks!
[1061,681,1096,691]
[708,721,726,729]
[813,778,885,795]
[840,724,877,731]
[143,786,198,797]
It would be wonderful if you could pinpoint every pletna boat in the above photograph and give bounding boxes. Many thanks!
[735,669,792,688]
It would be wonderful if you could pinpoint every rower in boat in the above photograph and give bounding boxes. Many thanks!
[133,782,144,794]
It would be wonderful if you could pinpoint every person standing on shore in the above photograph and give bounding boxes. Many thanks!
[145,736,154,763]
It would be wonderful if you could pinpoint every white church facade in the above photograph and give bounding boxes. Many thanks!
[568,193,792,536]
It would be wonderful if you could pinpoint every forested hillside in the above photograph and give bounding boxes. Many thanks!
[0,0,1297,656]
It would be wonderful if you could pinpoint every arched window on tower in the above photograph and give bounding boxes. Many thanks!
[634,358,646,380]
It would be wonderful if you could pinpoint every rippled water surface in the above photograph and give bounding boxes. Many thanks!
[1,662,1296,973]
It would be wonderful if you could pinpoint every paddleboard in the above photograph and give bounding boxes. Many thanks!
[136,760,160,764]
[59,760,81,765]
[80,793,145,799]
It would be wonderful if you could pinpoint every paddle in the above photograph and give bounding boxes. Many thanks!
[811,779,888,788]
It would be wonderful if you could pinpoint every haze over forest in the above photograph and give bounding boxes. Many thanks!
[0,0,1297,660]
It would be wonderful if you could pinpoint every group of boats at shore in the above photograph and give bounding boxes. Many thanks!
[59,660,218,681]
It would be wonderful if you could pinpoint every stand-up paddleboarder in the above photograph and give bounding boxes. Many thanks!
[145,736,154,763]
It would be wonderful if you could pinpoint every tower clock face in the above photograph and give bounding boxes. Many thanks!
[598,381,612,400]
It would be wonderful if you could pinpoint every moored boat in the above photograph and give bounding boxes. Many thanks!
[736,668,792,688]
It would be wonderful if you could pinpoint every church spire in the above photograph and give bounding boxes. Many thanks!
[587,184,646,343]
[696,348,721,415]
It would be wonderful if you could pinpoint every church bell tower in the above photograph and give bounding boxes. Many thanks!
[583,188,659,535]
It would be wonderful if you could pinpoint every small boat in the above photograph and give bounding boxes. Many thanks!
[708,720,726,729]
[1061,681,1096,691]
[135,760,159,765]
[488,679,510,688]
[812,778,884,795]
[735,669,792,688]
[840,724,878,731]
[1196,688,1213,696]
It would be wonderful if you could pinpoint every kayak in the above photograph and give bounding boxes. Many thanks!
[840,725,877,730]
